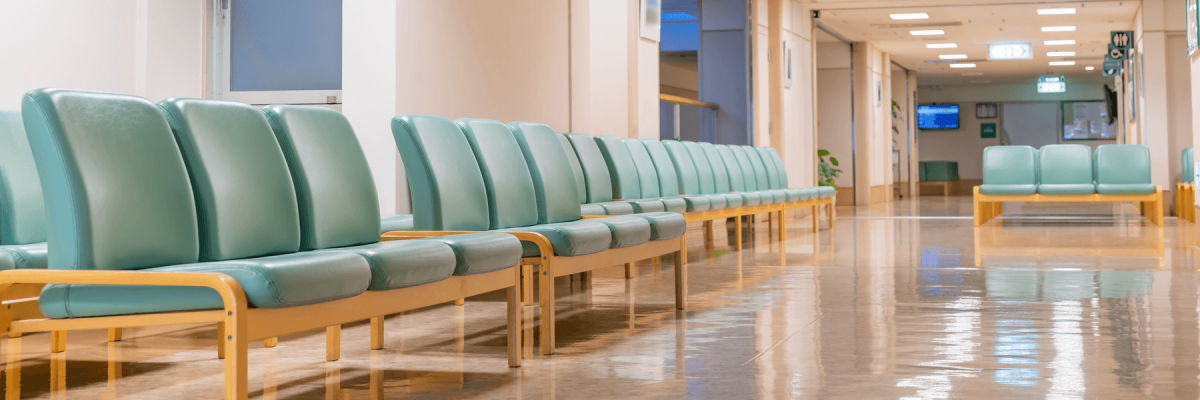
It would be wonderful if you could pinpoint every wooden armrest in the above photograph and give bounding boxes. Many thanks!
[382,230,554,260]
[579,215,607,219]
[0,270,248,322]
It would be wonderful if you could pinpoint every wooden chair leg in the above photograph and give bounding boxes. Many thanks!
[539,259,556,355]
[506,277,522,368]
[777,210,786,242]
[624,262,633,279]
[108,328,122,342]
[675,235,688,310]
[326,325,341,362]
[263,337,278,348]
[454,298,465,306]
[216,321,226,359]
[50,331,65,353]
[735,216,743,251]
[223,308,249,400]
[370,316,385,350]
[521,264,534,305]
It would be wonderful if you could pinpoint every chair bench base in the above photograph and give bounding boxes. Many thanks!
[682,196,835,251]
[1177,183,1195,223]
[973,186,1165,227]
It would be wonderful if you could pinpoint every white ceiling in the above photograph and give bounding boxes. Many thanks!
[813,0,1139,86]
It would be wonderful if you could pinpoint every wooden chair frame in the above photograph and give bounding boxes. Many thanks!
[1176,183,1195,223]
[973,186,1165,227]
[681,196,836,251]
[0,246,523,400]
[382,230,683,356]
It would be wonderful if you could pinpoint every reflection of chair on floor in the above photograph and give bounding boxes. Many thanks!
[973,224,1165,267]
[1176,147,1194,222]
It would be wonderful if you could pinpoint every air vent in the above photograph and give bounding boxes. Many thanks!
[873,21,964,29]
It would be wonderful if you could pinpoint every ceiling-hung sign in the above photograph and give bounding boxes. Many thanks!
[988,43,1032,60]
[1103,43,1125,76]
[1111,30,1134,50]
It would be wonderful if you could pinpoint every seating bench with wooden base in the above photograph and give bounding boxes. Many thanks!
[919,180,960,196]
[678,196,835,251]
[1177,183,1195,223]
[973,186,1165,227]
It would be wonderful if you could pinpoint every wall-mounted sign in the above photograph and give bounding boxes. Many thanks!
[1111,30,1134,50]
[981,123,997,138]
[1037,81,1066,93]
[988,43,1032,60]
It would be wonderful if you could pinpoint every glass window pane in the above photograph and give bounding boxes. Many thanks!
[230,0,342,91]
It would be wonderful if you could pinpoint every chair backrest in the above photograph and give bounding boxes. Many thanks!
[715,145,748,192]
[556,134,588,203]
[623,139,662,198]
[736,146,771,190]
[663,141,702,195]
[391,115,491,231]
[761,147,790,189]
[728,145,761,190]
[699,143,732,193]
[22,89,197,270]
[1037,144,1093,185]
[1184,147,1194,184]
[508,122,583,224]
[1094,144,1151,185]
[748,146,781,189]
[682,142,718,194]
[565,133,616,203]
[262,105,380,250]
[641,140,681,196]
[457,119,540,230]
[159,99,300,261]
[594,135,643,200]
[981,146,1037,185]
[0,110,46,245]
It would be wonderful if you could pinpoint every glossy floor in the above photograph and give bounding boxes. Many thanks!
[6,196,1197,399]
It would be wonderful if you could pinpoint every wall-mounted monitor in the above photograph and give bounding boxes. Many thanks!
[917,104,960,130]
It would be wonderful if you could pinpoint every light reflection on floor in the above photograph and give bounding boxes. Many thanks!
[4,196,1197,399]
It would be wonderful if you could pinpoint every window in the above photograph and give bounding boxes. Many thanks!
[211,0,342,104]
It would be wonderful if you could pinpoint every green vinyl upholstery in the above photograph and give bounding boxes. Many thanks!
[23,89,370,318]
[1037,144,1095,195]
[754,147,782,190]
[980,146,1038,195]
[692,142,743,208]
[919,162,928,181]
[0,243,47,270]
[643,140,711,211]
[267,111,516,282]
[561,134,639,215]
[758,147,807,201]
[664,141,727,210]
[380,214,414,233]
[1184,148,1194,184]
[594,135,669,213]
[0,111,46,246]
[624,139,688,213]
[923,161,959,182]
[557,134,590,205]
[1094,144,1155,195]
[740,146,786,203]
[715,145,762,206]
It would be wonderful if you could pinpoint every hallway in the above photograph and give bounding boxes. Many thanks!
[3,197,1190,399]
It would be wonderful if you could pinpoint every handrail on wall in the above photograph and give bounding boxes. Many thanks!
[659,94,719,110]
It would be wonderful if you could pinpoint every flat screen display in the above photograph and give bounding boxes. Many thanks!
[917,105,960,130]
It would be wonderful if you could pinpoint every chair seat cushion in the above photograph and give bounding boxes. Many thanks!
[628,212,686,241]
[816,186,836,197]
[1096,183,1156,195]
[1037,184,1095,196]
[784,188,807,202]
[979,184,1037,196]
[737,192,762,206]
[507,221,613,257]
[324,239,457,291]
[626,199,667,213]
[704,195,729,210]
[657,197,688,213]
[380,214,414,233]
[0,243,48,270]
[580,204,607,216]
[769,190,788,203]
[39,252,372,319]
[593,201,636,216]
[720,193,744,208]
[431,233,522,276]
[681,195,712,212]
[585,216,652,248]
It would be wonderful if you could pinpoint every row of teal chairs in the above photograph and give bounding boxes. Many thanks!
[981,144,1155,196]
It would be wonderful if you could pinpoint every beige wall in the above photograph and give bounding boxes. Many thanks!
[852,42,893,204]
[816,42,853,189]
[754,0,817,190]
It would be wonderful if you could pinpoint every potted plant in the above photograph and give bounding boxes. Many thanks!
[818,149,841,189]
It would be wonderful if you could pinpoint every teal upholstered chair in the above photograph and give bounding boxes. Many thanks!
[1184,147,1194,184]
[662,141,731,210]
[683,141,743,208]
[919,162,928,182]
[381,215,414,233]
[570,134,667,214]
[642,140,713,211]
[737,145,788,203]
[980,146,1038,195]
[753,146,810,201]
[619,138,688,213]
[262,106,521,281]
[1094,144,1155,195]
[924,161,959,182]
[23,89,373,319]
[1037,144,1095,195]
[556,134,593,212]
[0,110,49,270]
[714,145,764,206]
[727,145,775,205]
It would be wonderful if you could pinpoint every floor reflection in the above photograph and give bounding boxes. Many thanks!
[5,197,1200,398]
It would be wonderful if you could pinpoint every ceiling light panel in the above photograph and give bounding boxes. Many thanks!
[1044,40,1076,45]
[1041,26,1076,32]
[910,30,945,35]
[890,13,929,20]
[949,63,977,68]
[1047,51,1076,57]
[939,54,968,59]
[1049,61,1076,66]
[1085,66,1095,70]
[1037,8,1076,15]
[926,43,957,48]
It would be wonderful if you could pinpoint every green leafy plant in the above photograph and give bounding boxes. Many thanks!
[817,149,841,189]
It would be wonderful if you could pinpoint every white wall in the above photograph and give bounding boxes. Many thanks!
[343,0,403,214]
[0,0,205,110]
[816,42,853,188]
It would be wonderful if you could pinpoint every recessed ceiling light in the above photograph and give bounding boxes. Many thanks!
[939,54,968,59]
[1037,8,1076,15]
[1044,40,1076,45]
[1041,26,1076,32]
[950,63,977,68]
[890,13,929,20]
[1049,61,1076,66]
[1047,51,1076,57]
[910,30,945,36]
[926,43,957,49]
[1085,66,1095,70]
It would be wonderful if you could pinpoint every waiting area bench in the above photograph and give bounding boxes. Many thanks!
[973,144,1164,227]
[1177,147,1195,222]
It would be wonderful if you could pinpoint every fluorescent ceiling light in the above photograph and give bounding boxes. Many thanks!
[939,54,968,59]
[890,13,929,20]
[910,30,945,36]
[1085,66,1095,70]
[661,12,698,22]
[1047,51,1076,57]
[926,43,957,48]
[1044,40,1076,45]
[1049,61,1076,66]
[949,63,977,68]
[1037,8,1076,15]
[1041,26,1076,32]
